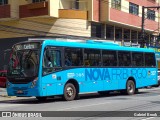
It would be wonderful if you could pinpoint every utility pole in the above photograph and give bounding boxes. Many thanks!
[141,6,160,48]
[141,6,145,48]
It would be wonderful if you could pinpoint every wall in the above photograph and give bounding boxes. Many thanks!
[87,0,93,21]
[108,0,159,31]
[49,0,60,17]
[100,0,109,22]
[48,18,91,37]
[93,0,100,22]
[0,17,57,38]
[9,0,20,19]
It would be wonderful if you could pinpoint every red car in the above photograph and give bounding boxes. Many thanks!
[0,70,7,88]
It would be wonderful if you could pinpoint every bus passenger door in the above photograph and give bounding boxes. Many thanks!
[41,47,62,96]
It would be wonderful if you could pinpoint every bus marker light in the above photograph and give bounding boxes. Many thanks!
[79,82,83,85]
[52,74,57,79]
[58,83,63,86]
[47,84,52,86]
[93,81,97,84]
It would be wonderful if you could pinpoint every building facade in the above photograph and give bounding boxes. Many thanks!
[93,0,160,46]
[0,0,159,43]
[0,0,160,69]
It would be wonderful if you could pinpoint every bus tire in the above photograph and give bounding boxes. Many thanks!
[36,97,47,101]
[126,80,135,95]
[63,83,77,101]
[135,88,139,94]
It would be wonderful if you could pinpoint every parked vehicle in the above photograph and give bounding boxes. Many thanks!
[0,70,7,88]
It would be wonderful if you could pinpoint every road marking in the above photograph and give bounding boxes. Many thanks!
[56,102,111,111]
[0,104,23,108]
[140,87,160,92]
[141,117,155,120]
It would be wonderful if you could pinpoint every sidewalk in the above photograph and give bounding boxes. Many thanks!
[0,88,34,101]
[0,88,7,97]
[0,88,21,101]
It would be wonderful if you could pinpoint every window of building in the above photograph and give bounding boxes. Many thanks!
[147,9,155,21]
[150,35,155,46]
[102,50,117,66]
[0,0,8,5]
[91,22,103,38]
[106,25,114,40]
[138,31,143,45]
[123,29,130,42]
[32,0,45,3]
[129,3,139,15]
[156,35,160,46]
[115,27,122,41]
[84,49,101,66]
[132,52,144,66]
[71,0,79,9]
[64,47,83,66]
[111,0,121,10]
[131,30,138,43]
[118,51,131,66]
[145,53,156,67]
[145,34,150,45]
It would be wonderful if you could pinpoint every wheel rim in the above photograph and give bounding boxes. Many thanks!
[66,86,74,97]
[128,82,134,93]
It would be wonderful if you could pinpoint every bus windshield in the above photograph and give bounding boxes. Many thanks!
[7,47,40,78]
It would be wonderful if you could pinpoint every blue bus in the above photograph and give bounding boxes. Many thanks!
[7,39,158,101]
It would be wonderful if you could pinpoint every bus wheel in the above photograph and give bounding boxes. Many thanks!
[126,80,135,95]
[36,97,47,101]
[63,83,76,101]
[135,89,139,94]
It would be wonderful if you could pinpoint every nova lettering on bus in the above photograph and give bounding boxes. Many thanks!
[85,68,110,81]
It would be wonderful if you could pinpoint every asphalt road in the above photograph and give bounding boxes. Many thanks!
[1,87,160,120]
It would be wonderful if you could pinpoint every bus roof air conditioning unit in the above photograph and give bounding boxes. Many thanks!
[86,40,119,46]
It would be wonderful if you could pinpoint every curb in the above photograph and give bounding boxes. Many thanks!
[0,95,16,98]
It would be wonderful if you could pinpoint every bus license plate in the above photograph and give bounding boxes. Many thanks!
[17,90,23,94]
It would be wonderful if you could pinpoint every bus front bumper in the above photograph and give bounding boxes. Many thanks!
[6,83,40,97]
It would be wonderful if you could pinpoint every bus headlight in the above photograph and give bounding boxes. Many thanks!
[30,77,38,88]
[7,81,10,88]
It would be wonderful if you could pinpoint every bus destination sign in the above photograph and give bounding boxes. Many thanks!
[15,43,40,50]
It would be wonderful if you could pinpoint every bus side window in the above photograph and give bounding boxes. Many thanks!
[84,48,101,67]
[65,55,72,66]
[145,53,156,67]
[102,50,117,66]
[118,51,131,66]
[132,52,144,67]
[64,47,83,67]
